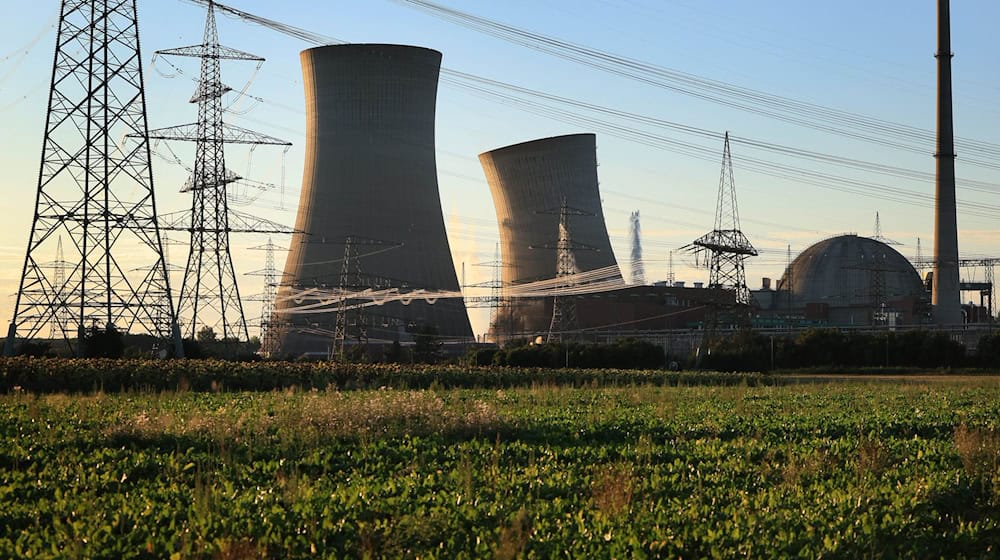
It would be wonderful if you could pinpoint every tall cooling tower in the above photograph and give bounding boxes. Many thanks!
[273,44,472,355]
[480,134,619,334]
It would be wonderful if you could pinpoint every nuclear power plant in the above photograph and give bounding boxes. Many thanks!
[269,44,473,356]
[2,0,995,360]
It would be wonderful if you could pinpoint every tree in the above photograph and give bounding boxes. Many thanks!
[411,324,443,364]
[385,340,405,363]
[196,326,217,343]
[81,325,124,358]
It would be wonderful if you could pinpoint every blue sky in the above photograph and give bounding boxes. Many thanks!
[1,0,999,337]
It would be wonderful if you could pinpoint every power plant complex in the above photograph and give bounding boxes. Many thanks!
[2,0,995,359]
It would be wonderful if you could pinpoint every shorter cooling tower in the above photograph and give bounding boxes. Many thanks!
[480,134,619,334]
[272,44,473,356]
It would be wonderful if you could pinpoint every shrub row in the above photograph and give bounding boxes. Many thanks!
[473,338,669,370]
[0,358,766,394]
[700,328,995,372]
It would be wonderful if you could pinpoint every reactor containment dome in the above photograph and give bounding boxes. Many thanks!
[774,234,928,326]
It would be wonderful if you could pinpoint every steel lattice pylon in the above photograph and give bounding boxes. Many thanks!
[332,237,370,361]
[4,0,182,357]
[684,132,757,336]
[485,243,508,344]
[145,1,290,342]
[48,237,70,340]
[532,198,598,343]
[247,238,285,357]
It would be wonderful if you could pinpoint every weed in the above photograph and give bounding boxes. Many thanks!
[215,539,265,560]
[954,424,1000,480]
[591,463,636,518]
[782,448,832,486]
[494,509,531,560]
[855,436,891,478]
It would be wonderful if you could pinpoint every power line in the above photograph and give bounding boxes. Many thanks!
[395,0,1000,167]
[179,0,1000,223]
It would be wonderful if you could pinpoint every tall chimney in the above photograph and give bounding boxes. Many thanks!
[932,0,962,325]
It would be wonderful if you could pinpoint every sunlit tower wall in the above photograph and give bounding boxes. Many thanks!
[480,134,619,334]
[272,44,472,355]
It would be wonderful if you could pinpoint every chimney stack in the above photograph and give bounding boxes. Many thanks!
[932,0,962,325]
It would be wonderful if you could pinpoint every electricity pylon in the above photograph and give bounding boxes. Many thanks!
[48,237,69,340]
[532,198,599,342]
[246,238,285,357]
[684,132,757,337]
[328,236,401,360]
[5,0,182,357]
[143,1,291,342]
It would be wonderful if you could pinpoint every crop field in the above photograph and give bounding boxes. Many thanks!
[2,378,1000,558]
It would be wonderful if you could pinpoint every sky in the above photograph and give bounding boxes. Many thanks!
[1,0,999,339]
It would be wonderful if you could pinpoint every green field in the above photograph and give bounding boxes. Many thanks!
[2,379,1000,558]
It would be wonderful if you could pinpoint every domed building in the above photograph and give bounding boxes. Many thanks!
[759,234,929,326]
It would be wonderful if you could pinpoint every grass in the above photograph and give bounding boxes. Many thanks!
[2,381,1000,557]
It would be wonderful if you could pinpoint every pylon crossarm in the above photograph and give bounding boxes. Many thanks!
[156,44,264,62]
[144,123,290,146]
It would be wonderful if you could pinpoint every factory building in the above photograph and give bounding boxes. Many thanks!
[271,44,473,356]
[754,234,929,327]
[480,134,620,335]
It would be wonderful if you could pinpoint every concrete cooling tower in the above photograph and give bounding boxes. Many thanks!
[480,134,620,334]
[272,44,472,356]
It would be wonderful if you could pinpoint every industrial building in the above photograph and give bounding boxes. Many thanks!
[270,44,473,356]
[480,134,620,335]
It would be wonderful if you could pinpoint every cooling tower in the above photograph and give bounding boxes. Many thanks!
[480,134,619,334]
[272,44,472,356]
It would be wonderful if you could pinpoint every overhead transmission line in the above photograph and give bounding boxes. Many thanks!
[394,0,1000,171]
[449,75,1000,219]
[178,0,1000,221]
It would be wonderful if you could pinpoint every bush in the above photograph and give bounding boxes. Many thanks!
[700,328,967,371]
[0,357,766,394]
[411,324,443,364]
[81,325,124,359]
[491,339,664,370]
[17,340,53,358]
[700,330,770,372]
[976,334,1000,368]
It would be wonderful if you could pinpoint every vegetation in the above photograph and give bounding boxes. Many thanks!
[484,338,667,369]
[701,328,974,371]
[975,333,1000,367]
[1,381,999,557]
[80,325,124,359]
[0,358,763,394]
